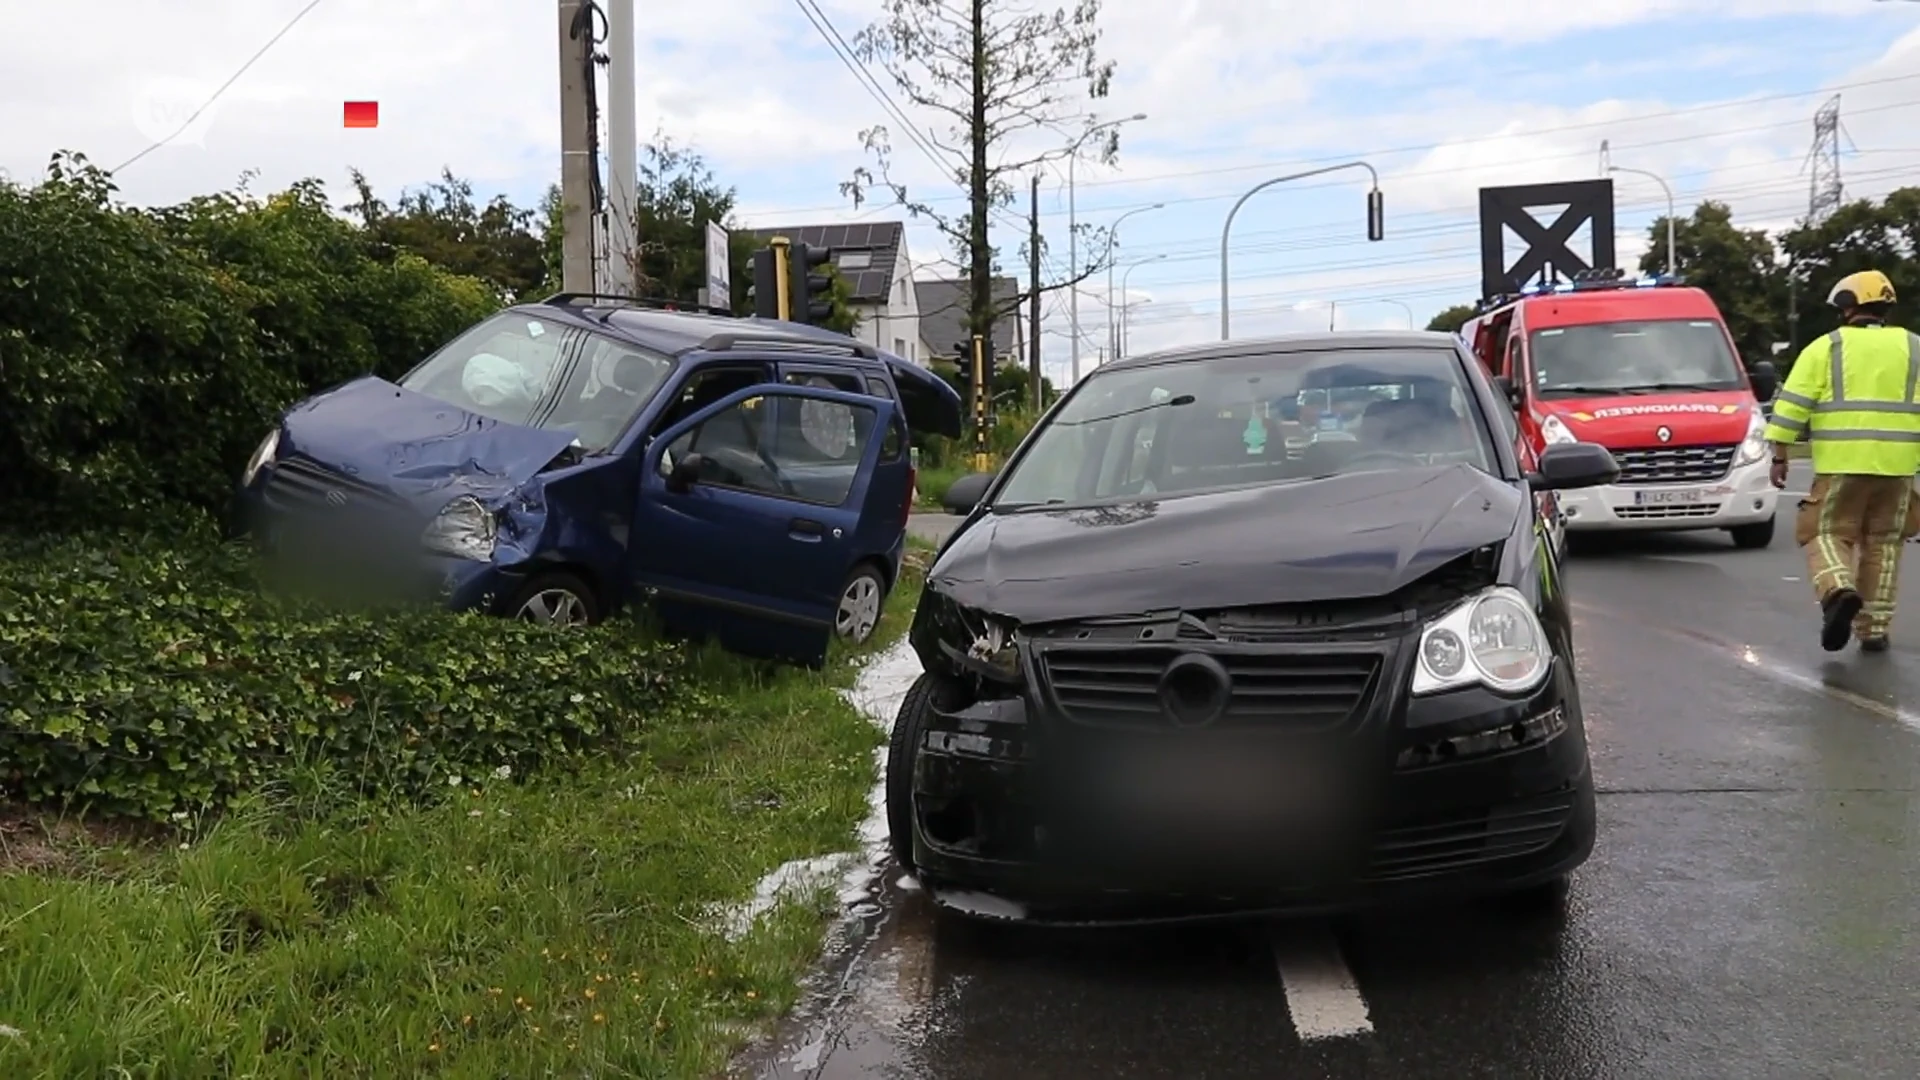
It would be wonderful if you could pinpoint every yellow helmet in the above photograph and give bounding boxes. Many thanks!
[1828,269,1897,309]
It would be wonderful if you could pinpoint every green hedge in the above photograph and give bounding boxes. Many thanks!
[0,525,700,821]
[0,154,499,529]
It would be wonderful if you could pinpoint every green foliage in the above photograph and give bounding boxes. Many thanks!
[1426,304,1476,334]
[0,153,498,528]
[0,525,697,822]
[819,263,862,336]
[345,167,551,302]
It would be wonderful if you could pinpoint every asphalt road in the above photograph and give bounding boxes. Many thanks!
[747,469,1920,1079]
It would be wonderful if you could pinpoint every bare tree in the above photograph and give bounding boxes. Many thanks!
[841,0,1119,351]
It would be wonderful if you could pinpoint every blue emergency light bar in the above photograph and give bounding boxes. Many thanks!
[1475,271,1684,313]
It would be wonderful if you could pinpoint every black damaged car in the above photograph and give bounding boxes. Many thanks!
[887,331,1622,924]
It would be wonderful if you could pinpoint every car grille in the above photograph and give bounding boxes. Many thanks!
[1364,792,1575,881]
[262,456,408,518]
[1037,646,1381,731]
[1610,442,1738,485]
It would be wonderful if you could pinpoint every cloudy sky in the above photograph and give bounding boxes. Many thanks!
[5,0,1920,387]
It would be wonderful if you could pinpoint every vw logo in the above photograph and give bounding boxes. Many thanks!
[1158,653,1233,727]
[324,489,348,507]
[1655,425,1672,443]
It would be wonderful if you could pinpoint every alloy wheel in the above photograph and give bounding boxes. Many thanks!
[516,588,590,627]
[836,574,883,642]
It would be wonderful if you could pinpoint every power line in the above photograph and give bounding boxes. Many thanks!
[111,0,326,175]
[741,69,1920,220]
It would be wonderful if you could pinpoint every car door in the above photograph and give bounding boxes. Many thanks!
[630,384,895,667]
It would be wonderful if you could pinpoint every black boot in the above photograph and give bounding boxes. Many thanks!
[1822,588,1864,652]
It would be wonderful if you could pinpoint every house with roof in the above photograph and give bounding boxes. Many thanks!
[747,221,922,364]
[913,276,1026,369]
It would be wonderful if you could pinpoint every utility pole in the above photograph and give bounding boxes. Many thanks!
[604,0,637,296]
[557,0,596,293]
[1028,173,1043,409]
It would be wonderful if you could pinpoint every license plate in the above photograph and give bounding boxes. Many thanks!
[1633,488,1707,506]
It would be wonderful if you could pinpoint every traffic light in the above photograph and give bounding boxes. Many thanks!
[749,247,780,319]
[787,242,834,326]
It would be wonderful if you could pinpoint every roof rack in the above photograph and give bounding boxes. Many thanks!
[696,331,880,359]
[539,292,730,317]
[1474,270,1686,313]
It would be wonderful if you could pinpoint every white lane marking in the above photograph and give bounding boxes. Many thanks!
[1572,600,1920,733]
[1273,928,1372,1041]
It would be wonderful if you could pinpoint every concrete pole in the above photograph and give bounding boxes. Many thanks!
[557,0,596,293]
[1068,154,1079,386]
[1029,172,1044,409]
[604,0,637,295]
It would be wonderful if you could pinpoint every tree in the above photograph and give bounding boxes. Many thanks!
[345,168,548,302]
[1426,305,1476,334]
[1777,187,1920,347]
[1639,200,1787,366]
[844,0,1119,347]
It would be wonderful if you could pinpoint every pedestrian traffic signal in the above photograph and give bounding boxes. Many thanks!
[750,247,781,319]
[788,242,834,326]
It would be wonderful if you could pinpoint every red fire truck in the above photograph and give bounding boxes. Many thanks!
[1459,270,1781,550]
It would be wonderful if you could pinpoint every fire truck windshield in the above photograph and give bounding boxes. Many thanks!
[1529,319,1745,397]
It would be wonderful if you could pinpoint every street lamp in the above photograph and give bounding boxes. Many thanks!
[1119,298,1152,358]
[1104,203,1164,359]
[1116,254,1165,359]
[1608,163,1677,276]
[1221,161,1384,339]
[1067,113,1147,384]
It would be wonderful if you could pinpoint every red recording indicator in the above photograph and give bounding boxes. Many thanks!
[343,101,379,128]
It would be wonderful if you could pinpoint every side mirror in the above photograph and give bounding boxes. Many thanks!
[1748,360,1779,403]
[941,471,996,514]
[1527,442,1619,492]
[1491,374,1521,409]
[664,451,706,494]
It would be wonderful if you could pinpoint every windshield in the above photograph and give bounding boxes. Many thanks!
[398,312,675,452]
[1529,319,1744,395]
[992,347,1498,509]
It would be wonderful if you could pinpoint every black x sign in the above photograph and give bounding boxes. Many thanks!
[1477,180,1617,299]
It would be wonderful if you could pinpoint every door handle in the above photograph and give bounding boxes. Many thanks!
[789,517,825,541]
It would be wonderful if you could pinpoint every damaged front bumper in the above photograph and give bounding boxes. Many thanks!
[903,630,1593,925]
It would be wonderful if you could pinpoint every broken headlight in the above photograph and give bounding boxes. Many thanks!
[422,495,497,561]
[959,608,1022,681]
[241,428,279,488]
[1410,585,1550,696]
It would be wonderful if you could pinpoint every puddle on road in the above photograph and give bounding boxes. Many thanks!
[704,640,923,941]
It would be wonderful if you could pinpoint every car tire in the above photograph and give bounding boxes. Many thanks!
[502,570,601,627]
[886,672,956,874]
[1729,516,1776,550]
[835,562,889,644]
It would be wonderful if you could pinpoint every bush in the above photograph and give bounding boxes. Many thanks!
[0,524,698,821]
[0,154,499,530]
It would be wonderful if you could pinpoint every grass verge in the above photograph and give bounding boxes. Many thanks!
[0,539,933,1078]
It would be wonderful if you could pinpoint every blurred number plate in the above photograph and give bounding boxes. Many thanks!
[1633,488,1706,506]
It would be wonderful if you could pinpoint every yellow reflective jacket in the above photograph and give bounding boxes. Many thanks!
[1763,323,1920,476]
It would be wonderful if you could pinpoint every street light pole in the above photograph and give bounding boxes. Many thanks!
[1103,203,1164,362]
[1221,161,1383,339]
[1608,164,1676,276]
[1117,254,1165,360]
[1067,113,1146,386]
[1121,298,1152,355]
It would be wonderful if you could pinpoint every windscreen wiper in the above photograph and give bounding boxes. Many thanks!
[1055,394,1196,426]
[1627,381,1734,392]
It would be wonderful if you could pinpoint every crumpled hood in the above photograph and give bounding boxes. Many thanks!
[930,464,1522,625]
[1547,390,1755,450]
[279,376,578,507]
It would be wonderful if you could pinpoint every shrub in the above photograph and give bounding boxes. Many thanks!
[0,524,698,821]
[0,155,499,530]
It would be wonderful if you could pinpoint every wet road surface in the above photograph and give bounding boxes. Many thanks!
[752,477,1920,1079]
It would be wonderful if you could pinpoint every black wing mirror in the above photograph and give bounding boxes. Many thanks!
[664,451,706,494]
[942,471,997,514]
[1491,374,1522,410]
[1527,442,1619,491]
[1748,360,1779,403]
